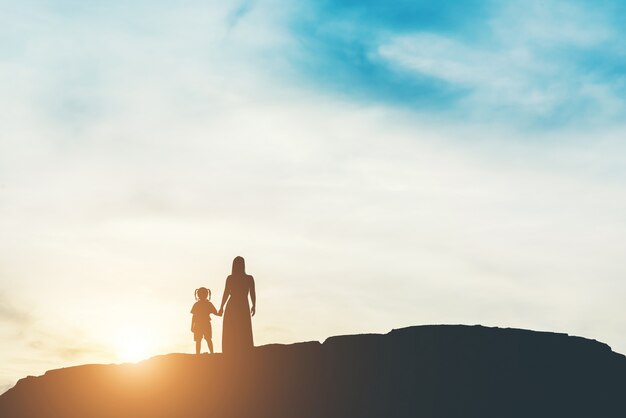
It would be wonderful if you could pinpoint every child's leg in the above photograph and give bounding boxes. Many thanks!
[207,338,214,354]
[195,340,201,355]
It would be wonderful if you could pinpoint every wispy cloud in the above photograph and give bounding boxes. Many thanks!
[377,2,625,125]
[1,288,111,392]
[28,336,109,361]
[289,0,626,126]
[0,295,33,328]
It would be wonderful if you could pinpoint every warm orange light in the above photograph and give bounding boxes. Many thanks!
[115,336,151,363]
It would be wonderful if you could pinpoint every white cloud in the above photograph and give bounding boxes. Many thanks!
[376,1,624,121]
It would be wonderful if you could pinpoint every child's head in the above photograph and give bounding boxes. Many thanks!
[195,287,211,301]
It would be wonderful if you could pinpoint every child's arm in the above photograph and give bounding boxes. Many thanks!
[190,316,195,332]
[210,303,222,317]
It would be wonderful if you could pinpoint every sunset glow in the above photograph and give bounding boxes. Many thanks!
[3,0,626,396]
[114,335,152,363]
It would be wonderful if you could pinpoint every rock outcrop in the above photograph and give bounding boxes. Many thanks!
[1,325,625,417]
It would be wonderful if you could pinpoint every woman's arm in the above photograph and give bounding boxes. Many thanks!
[219,277,231,315]
[249,276,256,317]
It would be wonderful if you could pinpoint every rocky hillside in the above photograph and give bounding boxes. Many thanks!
[1,325,625,418]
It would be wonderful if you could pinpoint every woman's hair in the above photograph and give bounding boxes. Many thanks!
[232,256,246,275]
[195,287,211,301]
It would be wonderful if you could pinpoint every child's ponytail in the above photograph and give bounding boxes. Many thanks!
[194,288,199,301]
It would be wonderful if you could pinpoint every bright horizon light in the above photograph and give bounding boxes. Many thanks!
[114,333,154,364]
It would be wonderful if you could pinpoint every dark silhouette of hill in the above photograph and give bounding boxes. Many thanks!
[1,325,626,418]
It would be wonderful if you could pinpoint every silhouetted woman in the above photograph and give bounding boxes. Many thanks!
[219,256,256,354]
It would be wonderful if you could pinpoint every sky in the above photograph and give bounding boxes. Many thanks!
[2,0,626,393]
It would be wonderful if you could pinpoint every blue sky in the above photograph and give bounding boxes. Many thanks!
[289,0,626,126]
[1,0,626,393]
[4,0,626,126]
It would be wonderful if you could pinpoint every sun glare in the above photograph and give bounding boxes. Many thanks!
[116,336,151,363]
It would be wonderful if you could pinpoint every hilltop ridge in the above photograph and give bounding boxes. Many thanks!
[1,325,626,418]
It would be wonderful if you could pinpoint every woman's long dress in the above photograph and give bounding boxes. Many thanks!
[222,274,254,354]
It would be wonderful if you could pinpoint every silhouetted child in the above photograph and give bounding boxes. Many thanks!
[191,287,220,354]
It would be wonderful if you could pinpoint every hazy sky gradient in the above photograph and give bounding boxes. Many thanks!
[2,0,626,392]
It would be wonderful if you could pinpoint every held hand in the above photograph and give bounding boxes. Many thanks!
[251,305,256,317]
[218,308,223,316]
